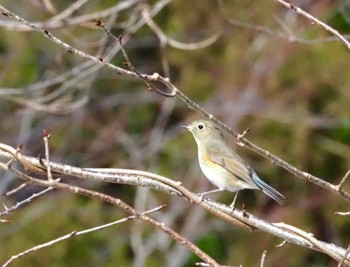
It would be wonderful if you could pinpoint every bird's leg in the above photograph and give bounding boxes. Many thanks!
[229,192,239,210]
[197,188,223,202]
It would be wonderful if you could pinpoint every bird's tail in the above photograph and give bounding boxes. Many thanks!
[252,174,285,205]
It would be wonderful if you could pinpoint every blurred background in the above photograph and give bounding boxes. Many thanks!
[0,0,350,266]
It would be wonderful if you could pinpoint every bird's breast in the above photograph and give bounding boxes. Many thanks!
[197,148,256,191]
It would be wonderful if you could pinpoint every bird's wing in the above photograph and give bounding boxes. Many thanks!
[206,144,285,204]
[206,144,256,187]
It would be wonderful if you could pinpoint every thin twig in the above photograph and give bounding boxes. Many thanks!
[141,3,220,50]
[335,211,350,216]
[275,223,350,265]
[42,130,54,182]
[0,171,221,267]
[0,186,56,217]
[337,170,350,191]
[236,128,250,146]
[275,0,350,50]
[96,21,176,98]
[3,182,29,196]
[2,205,166,267]
[5,144,22,169]
[260,250,267,267]
[339,244,350,267]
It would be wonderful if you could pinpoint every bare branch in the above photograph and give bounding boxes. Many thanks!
[2,205,167,267]
[141,4,221,50]
[337,170,350,191]
[275,223,350,266]
[3,182,29,196]
[0,144,350,263]
[339,244,350,267]
[275,0,350,50]
[0,1,139,30]
[1,171,220,267]
[42,130,54,182]
[260,250,267,267]
[0,186,55,217]
[335,211,350,216]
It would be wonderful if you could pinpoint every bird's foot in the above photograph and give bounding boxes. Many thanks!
[229,202,236,212]
[196,193,205,203]
[229,192,239,211]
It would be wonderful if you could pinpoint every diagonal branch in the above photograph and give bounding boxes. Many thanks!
[1,143,350,264]
[1,168,220,267]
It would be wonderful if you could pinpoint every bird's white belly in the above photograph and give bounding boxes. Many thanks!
[198,157,253,192]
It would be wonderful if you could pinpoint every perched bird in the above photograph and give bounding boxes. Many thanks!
[184,119,285,206]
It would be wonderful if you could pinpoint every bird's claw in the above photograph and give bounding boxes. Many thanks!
[196,193,205,202]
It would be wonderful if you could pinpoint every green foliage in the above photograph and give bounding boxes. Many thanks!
[185,232,226,266]
[328,10,350,34]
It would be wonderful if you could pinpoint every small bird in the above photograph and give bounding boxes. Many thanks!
[184,119,285,206]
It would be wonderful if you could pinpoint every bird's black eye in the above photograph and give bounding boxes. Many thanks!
[197,124,204,130]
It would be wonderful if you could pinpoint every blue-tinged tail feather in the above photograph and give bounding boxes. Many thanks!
[252,174,285,205]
